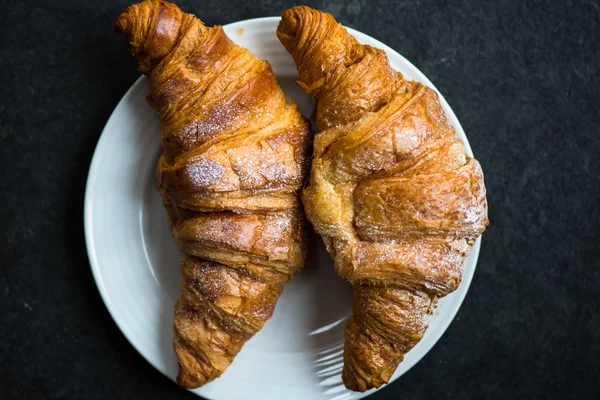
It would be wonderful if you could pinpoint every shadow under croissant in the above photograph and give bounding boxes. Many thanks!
[273,75,357,398]
[302,223,355,398]
[314,346,347,398]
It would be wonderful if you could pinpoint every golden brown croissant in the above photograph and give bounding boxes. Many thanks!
[277,6,489,391]
[116,0,311,388]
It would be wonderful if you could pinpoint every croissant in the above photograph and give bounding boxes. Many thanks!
[277,6,489,391]
[116,0,311,388]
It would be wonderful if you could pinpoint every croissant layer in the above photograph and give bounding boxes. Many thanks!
[277,6,488,391]
[117,0,311,387]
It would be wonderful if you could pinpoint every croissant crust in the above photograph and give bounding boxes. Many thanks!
[117,0,311,388]
[278,6,488,391]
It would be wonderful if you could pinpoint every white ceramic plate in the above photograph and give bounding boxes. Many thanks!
[85,17,481,400]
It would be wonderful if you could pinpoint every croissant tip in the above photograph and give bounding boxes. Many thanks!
[174,342,217,389]
[114,13,130,34]
[342,367,388,392]
[277,10,298,39]
[115,1,141,36]
[278,6,313,38]
[176,367,203,389]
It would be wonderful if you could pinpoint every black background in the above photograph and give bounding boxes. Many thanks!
[1,0,599,399]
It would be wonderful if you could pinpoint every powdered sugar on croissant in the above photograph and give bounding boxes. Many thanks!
[117,0,311,388]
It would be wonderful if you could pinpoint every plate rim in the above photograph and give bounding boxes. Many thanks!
[84,15,482,399]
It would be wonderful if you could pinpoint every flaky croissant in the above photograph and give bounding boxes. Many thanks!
[116,0,311,388]
[277,6,488,391]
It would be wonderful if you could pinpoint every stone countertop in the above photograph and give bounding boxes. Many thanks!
[1,0,598,398]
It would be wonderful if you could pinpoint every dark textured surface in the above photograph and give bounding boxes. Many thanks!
[1,0,598,399]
